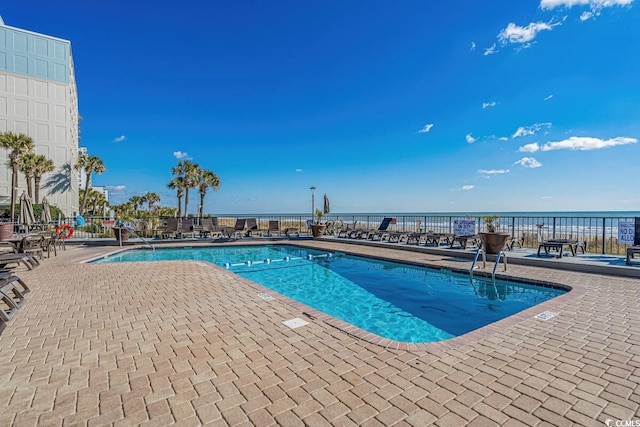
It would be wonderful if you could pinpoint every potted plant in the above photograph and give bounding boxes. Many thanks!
[479,215,511,254]
[310,208,327,237]
[112,218,133,242]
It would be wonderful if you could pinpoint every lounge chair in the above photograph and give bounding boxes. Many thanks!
[162,218,180,239]
[179,218,196,239]
[360,218,394,240]
[626,246,640,265]
[222,218,247,239]
[0,284,22,323]
[246,218,266,237]
[0,270,30,294]
[200,217,223,238]
[424,232,453,247]
[537,239,586,258]
[0,252,39,270]
[337,221,359,238]
[267,220,281,237]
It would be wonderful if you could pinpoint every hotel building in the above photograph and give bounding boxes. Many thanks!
[0,16,79,216]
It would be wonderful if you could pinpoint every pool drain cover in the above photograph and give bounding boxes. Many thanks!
[282,318,309,329]
[535,311,558,320]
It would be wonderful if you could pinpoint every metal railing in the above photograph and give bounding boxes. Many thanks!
[60,213,638,256]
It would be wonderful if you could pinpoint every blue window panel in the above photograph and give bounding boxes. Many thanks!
[35,58,48,78]
[14,54,28,74]
[13,32,28,52]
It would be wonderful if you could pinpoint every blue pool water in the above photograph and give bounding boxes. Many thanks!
[94,245,566,343]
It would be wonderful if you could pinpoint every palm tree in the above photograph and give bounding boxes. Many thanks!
[144,192,160,213]
[172,160,199,218]
[195,169,221,220]
[74,153,106,216]
[167,176,185,218]
[128,195,144,214]
[18,152,38,199]
[0,132,35,221]
[32,154,54,204]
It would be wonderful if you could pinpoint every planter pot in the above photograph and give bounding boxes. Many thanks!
[0,222,14,241]
[310,224,326,238]
[479,232,511,254]
[113,227,131,242]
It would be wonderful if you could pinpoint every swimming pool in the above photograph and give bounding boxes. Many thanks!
[94,245,566,343]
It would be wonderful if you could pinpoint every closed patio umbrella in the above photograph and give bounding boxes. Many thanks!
[40,196,52,224]
[323,193,330,215]
[19,191,35,228]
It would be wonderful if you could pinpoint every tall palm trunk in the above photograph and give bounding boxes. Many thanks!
[184,190,190,218]
[79,175,91,215]
[199,193,205,220]
[10,161,18,222]
[25,176,33,199]
[177,195,182,218]
[34,176,42,204]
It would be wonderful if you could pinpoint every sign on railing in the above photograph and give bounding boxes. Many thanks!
[454,220,475,236]
[620,218,640,245]
[618,222,635,244]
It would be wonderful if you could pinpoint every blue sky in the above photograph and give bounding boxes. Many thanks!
[3,0,639,214]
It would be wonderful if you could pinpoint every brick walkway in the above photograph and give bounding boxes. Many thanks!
[0,241,638,426]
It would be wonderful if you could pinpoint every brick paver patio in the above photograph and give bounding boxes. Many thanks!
[1,240,638,426]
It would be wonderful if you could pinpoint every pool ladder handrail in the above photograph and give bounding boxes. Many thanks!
[470,248,507,279]
[119,227,155,251]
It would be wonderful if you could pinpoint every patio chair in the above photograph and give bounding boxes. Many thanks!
[20,235,44,260]
[162,218,180,239]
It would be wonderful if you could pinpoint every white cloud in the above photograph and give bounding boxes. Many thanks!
[482,101,497,109]
[519,143,540,153]
[295,168,303,173]
[478,169,510,175]
[470,41,477,51]
[418,123,434,133]
[541,0,633,21]
[580,11,595,19]
[173,151,191,160]
[514,157,543,168]
[462,185,475,191]
[540,196,553,199]
[512,122,552,138]
[498,137,509,141]
[114,135,125,143]
[541,136,637,151]
[540,0,633,10]
[106,185,126,192]
[484,44,498,56]
[544,94,554,100]
[466,133,477,144]
[498,21,558,45]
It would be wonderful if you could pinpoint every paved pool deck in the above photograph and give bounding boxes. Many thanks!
[0,239,638,426]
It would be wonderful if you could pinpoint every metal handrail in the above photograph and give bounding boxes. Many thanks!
[470,248,507,279]
[119,227,155,251]
[492,251,507,279]
[470,248,486,275]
